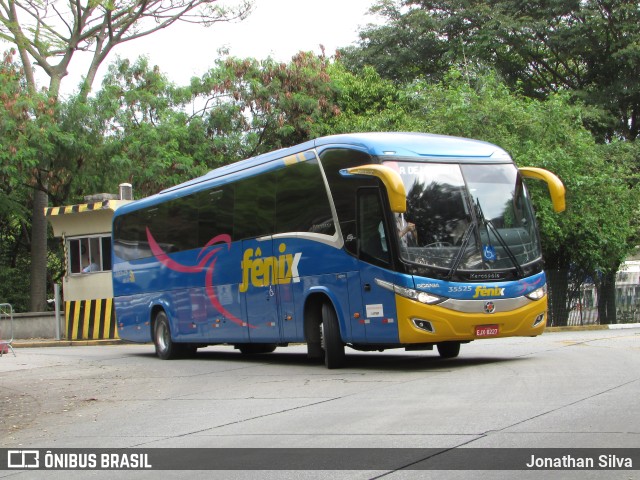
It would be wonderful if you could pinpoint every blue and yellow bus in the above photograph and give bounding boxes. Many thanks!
[112,132,565,368]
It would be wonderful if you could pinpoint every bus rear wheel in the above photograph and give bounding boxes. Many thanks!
[321,303,345,369]
[153,311,180,360]
[437,342,461,359]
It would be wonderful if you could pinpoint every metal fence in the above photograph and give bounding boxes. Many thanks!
[547,264,640,327]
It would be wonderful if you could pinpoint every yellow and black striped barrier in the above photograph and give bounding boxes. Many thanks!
[44,199,120,217]
[65,299,119,340]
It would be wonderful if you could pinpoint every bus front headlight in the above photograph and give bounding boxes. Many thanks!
[375,279,446,305]
[525,284,547,301]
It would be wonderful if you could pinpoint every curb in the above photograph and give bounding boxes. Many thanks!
[545,325,609,332]
[546,323,640,332]
[11,339,124,348]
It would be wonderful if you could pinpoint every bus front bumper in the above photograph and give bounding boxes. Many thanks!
[396,294,547,344]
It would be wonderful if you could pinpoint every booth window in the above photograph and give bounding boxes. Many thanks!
[68,236,112,274]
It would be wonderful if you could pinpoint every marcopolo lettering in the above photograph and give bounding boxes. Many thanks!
[240,243,302,292]
[472,286,506,299]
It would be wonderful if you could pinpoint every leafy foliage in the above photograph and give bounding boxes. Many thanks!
[91,53,341,198]
[0,0,254,311]
[409,71,639,277]
[328,66,640,323]
[343,0,640,142]
[340,0,451,84]
[325,63,414,132]
[191,52,340,157]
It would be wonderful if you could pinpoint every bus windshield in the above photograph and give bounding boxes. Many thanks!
[387,161,541,275]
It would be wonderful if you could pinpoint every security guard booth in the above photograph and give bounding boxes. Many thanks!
[45,184,133,340]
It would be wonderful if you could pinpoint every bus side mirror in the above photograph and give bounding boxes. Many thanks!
[519,167,566,213]
[340,164,407,213]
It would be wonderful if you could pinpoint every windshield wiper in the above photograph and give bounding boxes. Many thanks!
[446,222,475,280]
[475,199,524,277]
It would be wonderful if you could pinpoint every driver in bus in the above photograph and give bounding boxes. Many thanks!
[396,213,417,247]
[380,214,416,252]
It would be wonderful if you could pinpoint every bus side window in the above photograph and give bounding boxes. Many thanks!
[357,188,391,266]
[319,148,375,255]
[235,172,276,239]
[275,158,335,236]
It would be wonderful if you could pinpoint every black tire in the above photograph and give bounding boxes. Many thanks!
[153,311,180,360]
[237,344,277,354]
[321,303,345,369]
[437,341,461,359]
[305,308,323,361]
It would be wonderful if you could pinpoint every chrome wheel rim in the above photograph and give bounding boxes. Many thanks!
[157,322,169,353]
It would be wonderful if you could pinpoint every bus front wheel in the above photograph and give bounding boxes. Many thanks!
[437,342,461,359]
[321,303,345,369]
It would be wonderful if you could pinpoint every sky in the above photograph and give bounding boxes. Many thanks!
[57,0,380,96]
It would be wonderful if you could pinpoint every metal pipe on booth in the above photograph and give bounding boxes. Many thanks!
[54,283,61,340]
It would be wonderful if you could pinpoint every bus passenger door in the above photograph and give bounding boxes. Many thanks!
[356,188,400,344]
[241,237,282,343]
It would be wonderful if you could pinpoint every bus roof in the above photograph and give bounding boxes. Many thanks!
[168,132,508,191]
[116,132,510,214]
[313,132,510,159]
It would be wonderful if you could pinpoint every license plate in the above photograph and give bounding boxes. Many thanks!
[475,324,499,337]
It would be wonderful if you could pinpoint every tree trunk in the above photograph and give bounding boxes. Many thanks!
[29,188,49,312]
[546,268,569,327]
[596,271,617,325]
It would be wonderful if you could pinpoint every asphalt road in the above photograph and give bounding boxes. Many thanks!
[1,328,639,479]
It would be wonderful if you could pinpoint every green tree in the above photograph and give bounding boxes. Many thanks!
[329,67,639,324]
[325,62,414,132]
[93,58,209,197]
[0,0,252,311]
[91,52,342,198]
[340,0,451,84]
[344,0,640,142]
[0,50,39,310]
[191,52,340,157]
[0,50,36,219]
[410,72,640,324]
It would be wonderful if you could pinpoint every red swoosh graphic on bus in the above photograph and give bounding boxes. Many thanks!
[146,228,254,328]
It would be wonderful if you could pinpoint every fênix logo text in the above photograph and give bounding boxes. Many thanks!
[240,244,302,293]
[472,286,506,299]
